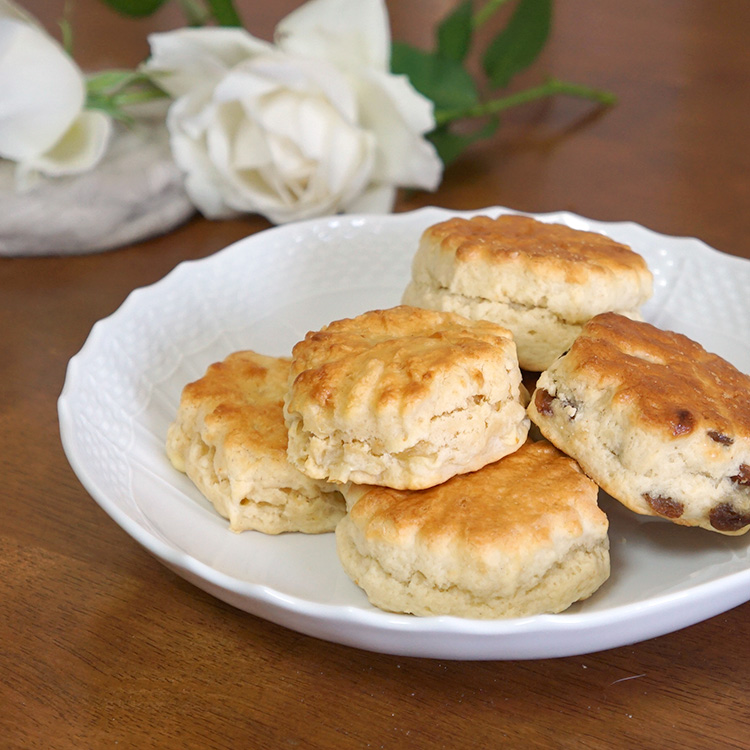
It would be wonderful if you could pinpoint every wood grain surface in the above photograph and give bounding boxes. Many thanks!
[3,1,750,748]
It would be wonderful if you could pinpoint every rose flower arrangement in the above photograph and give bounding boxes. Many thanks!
[0,0,613,226]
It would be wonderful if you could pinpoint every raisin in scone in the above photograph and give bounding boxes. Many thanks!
[402,214,653,371]
[528,313,750,535]
[167,350,345,534]
[284,305,529,490]
[336,440,610,618]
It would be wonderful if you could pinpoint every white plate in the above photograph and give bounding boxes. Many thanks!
[58,206,750,660]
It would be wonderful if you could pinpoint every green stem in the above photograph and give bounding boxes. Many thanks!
[177,0,211,26]
[109,88,169,107]
[59,0,75,57]
[87,70,154,96]
[434,77,617,126]
[85,78,169,123]
[472,0,512,29]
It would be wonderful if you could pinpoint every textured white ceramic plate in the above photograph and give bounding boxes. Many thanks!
[59,206,750,660]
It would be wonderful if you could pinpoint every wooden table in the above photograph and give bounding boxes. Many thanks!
[4,1,749,747]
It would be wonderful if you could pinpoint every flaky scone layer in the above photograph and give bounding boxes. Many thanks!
[336,441,610,618]
[528,313,750,535]
[167,350,345,534]
[285,305,529,489]
[403,281,643,372]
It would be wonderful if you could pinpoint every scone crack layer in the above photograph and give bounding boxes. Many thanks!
[406,273,642,327]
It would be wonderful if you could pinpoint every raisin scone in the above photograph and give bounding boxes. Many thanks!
[402,214,653,371]
[167,350,345,534]
[336,440,610,618]
[284,305,529,490]
[528,313,750,535]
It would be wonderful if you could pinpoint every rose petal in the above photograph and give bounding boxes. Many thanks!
[209,101,294,212]
[355,69,442,190]
[26,109,112,177]
[230,112,272,171]
[216,55,358,124]
[145,28,272,98]
[205,55,373,218]
[344,182,396,214]
[163,95,235,218]
[204,91,374,223]
[275,0,390,72]
[296,98,375,196]
[0,19,84,160]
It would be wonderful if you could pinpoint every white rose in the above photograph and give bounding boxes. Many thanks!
[144,0,442,223]
[0,0,111,188]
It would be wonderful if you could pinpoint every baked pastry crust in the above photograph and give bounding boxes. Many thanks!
[285,305,529,489]
[402,214,653,370]
[528,313,750,535]
[336,440,610,618]
[167,350,345,534]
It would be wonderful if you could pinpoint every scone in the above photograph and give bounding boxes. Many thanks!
[284,305,529,490]
[528,313,750,535]
[336,440,610,618]
[402,214,653,371]
[167,350,345,534]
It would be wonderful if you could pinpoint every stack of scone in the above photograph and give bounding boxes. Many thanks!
[283,305,610,618]
[167,212,750,623]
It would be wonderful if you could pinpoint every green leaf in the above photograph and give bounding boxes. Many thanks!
[428,116,500,166]
[436,1,474,63]
[482,0,552,88]
[205,0,242,26]
[98,0,169,17]
[391,42,479,112]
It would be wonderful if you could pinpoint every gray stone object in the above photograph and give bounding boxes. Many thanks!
[0,120,195,256]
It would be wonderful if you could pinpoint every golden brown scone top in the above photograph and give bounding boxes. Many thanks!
[289,305,516,411]
[424,214,649,283]
[179,350,291,454]
[551,312,750,441]
[348,440,604,551]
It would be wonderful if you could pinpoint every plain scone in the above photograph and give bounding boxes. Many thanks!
[528,313,750,535]
[284,305,529,490]
[336,440,610,618]
[166,350,345,534]
[402,214,653,371]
